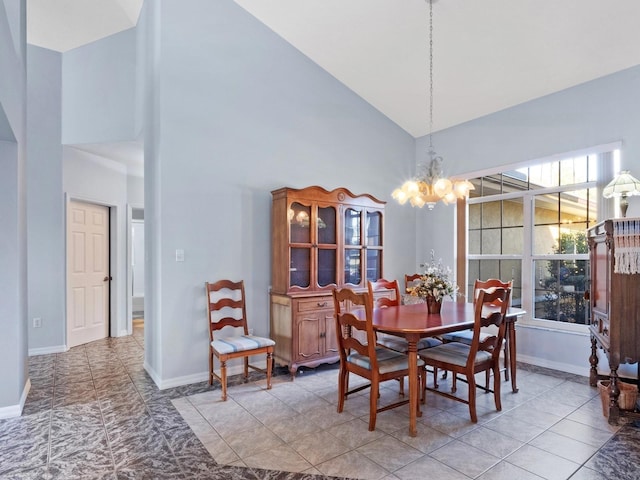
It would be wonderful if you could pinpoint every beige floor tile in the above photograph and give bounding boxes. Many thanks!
[393,454,469,480]
[549,418,615,448]
[261,412,323,444]
[389,424,454,454]
[292,429,351,465]
[356,435,424,472]
[317,450,390,480]
[529,430,599,464]
[476,460,546,480]
[242,443,312,473]
[505,444,580,480]
[430,438,500,478]
[326,417,386,449]
[223,425,284,458]
[458,425,524,458]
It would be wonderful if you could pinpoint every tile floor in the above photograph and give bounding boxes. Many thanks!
[2,323,640,479]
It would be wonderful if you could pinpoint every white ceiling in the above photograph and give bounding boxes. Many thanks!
[26,0,640,164]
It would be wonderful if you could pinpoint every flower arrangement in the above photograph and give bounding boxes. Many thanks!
[407,250,459,302]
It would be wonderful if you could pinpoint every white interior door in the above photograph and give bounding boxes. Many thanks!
[67,200,110,348]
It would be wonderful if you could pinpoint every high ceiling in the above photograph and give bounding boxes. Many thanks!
[27,0,640,139]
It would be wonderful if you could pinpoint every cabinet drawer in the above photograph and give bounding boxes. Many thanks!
[297,296,333,312]
[591,312,610,338]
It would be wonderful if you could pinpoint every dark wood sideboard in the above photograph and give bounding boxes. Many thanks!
[588,218,640,424]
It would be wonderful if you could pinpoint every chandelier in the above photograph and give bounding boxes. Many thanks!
[392,0,474,209]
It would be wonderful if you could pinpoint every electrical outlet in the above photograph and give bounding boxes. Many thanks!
[248,328,254,336]
[33,317,42,328]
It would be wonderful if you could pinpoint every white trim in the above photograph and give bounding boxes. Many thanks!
[145,360,269,390]
[462,141,622,180]
[29,345,67,356]
[517,353,590,378]
[0,379,31,419]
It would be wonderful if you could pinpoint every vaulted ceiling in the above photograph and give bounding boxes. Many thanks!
[27,0,640,139]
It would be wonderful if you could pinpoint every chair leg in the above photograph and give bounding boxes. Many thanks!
[398,377,405,396]
[503,342,510,382]
[220,360,228,401]
[485,369,490,391]
[493,365,503,412]
[468,373,477,423]
[337,366,348,413]
[452,373,457,393]
[244,357,249,380]
[369,378,379,431]
[266,352,273,390]
[433,367,439,389]
[208,351,214,386]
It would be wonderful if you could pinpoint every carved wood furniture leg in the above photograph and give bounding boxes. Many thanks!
[589,335,599,387]
[609,368,621,425]
[221,359,228,401]
[508,321,519,393]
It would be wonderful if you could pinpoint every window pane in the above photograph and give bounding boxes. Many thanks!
[469,203,481,229]
[502,227,524,254]
[503,198,523,227]
[481,201,501,229]
[469,230,481,255]
[467,259,521,307]
[534,259,588,324]
[481,228,501,254]
[528,161,560,188]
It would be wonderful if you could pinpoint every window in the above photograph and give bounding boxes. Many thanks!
[465,148,615,330]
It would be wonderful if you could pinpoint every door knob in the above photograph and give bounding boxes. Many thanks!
[103,276,112,282]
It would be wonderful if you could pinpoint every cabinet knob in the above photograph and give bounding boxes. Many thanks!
[318,301,328,307]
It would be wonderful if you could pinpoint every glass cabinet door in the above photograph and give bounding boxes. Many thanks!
[365,211,383,282]
[317,206,337,288]
[343,208,383,285]
[344,208,363,285]
[289,202,311,288]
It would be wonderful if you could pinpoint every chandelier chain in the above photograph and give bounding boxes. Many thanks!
[428,0,434,149]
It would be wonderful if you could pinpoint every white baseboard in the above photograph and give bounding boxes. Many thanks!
[144,359,267,390]
[517,353,591,378]
[28,345,67,356]
[0,378,31,419]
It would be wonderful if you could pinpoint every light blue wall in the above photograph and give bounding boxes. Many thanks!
[62,28,137,144]
[418,65,640,375]
[143,0,416,385]
[0,0,28,414]
[26,45,65,353]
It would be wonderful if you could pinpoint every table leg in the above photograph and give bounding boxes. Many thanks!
[406,333,419,437]
[508,321,518,393]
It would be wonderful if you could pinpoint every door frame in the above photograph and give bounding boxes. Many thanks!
[65,193,124,345]
[126,203,144,329]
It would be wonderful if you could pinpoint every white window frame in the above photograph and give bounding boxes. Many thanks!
[465,143,620,334]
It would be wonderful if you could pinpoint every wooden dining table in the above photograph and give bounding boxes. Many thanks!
[369,301,526,437]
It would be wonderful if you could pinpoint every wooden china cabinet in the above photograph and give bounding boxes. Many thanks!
[270,185,385,375]
[588,219,640,423]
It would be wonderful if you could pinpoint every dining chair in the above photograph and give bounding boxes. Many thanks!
[440,278,512,389]
[404,273,422,292]
[205,280,275,401]
[367,279,442,390]
[332,287,425,431]
[418,287,511,423]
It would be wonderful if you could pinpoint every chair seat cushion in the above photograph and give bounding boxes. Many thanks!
[417,342,492,368]
[347,347,425,374]
[377,336,442,353]
[212,335,275,355]
[441,330,491,345]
